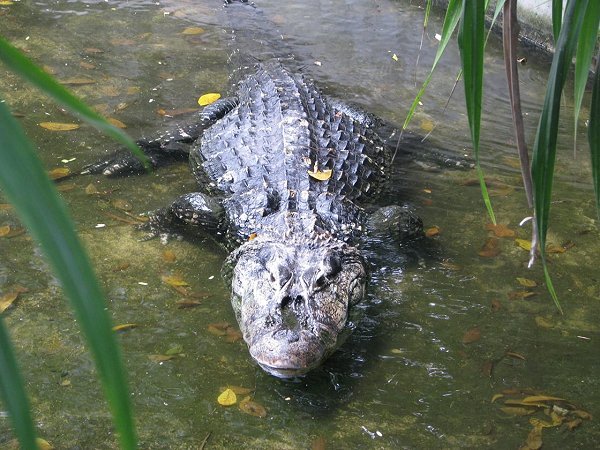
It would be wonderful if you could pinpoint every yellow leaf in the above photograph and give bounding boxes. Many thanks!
[218,388,237,406]
[420,119,434,131]
[208,325,226,336]
[163,250,176,263]
[391,53,398,61]
[530,418,555,428]
[112,323,137,331]
[515,238,532,250]
[0,1,15,5]
[526,426,543,450]
[491,394,504,403]
[36,438,55,450]
[239,398,267,417]
[182,27,205,34]
[573,410,593,420]
[0,225,10,237]
[40,122,80,131]
[522,395,565,404]
[0,292,19,314]
[517,277,537,287]
[49,167,70,180]
[307,169,332,181]
[107,117,127,128]
[535,317,554,328]
[161,274,189,286]
[198,93,221,106]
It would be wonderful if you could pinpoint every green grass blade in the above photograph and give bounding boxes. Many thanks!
[458,0,495,224]
[0,101,137,449]
[531,0,588,313]
[552,0,563,41]
[0,318,38,450]
[573,1,600,146]
[403,0,463,131]
[589,51,600,218]
[0,35,147,169]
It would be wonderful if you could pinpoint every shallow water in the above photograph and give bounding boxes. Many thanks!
[1,0,599,448]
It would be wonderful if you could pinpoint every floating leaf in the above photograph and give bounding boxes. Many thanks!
[198,93,221,106]
[307,168,332,181]
[239,397,266,418]
[462,327,481,344]
[57,184,75,192]
[0,225,10,237]
[515,238,532,250]
[107,117,127,128]
[163,249,176,263]
[112,323,137,332]
[147,354,175,361]
[217,388,237,406]
[517,277,537,287]
[485,223,516,237]
[40,122,80,131]
[0,292,19,314]
[182,27,205,34]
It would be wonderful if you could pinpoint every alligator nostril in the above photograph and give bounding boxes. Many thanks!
[281,295,292,308]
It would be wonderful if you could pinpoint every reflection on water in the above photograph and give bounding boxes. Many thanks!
[1,0,599,448]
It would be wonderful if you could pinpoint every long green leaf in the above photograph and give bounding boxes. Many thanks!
[589,50,600,218]
[573,1,600,146]
[458,0,495,224]
[552,0,563,41]
[0,317,37,449]
[0,35,146,168]
[402,0,463,131]
[531,0,588,313]
[0,101,137,449]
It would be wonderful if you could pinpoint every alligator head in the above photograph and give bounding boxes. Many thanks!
[224,232,367,377]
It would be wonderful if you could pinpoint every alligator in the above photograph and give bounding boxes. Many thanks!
[82,0,468,377]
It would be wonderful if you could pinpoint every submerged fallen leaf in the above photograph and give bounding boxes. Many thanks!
[530,418,555,428]
[36,438,54,450]
[572,410,593,420]
[79,61,95,69]
[176,299,201,309]
[103,86,120,97]
[40,122,79,131]
[49,168,70,180]
[420,119,434,131]
[225,327,243,343]
[219,385,254,395]
[506,351,526,361]
[485,223,516,237]
[526,425,543,449]
[425,227,439,237]
[161,274,189,287]
[491,394,504,403]
[535,317,554,328]
[522,395,566,404]
[491,299,500,312]
[163,249,176,263]
[112,261,131,272]
[182,27,205,34]
[462,327,481,344]
[311,437,327,450]
[198,93,221,106]
[239,397,267,417]
[60,78,96,86]
[162,108,199,117]
[148,354,175,361]
[507,291,537,300]
[165,345,183,355]
[481,362,493,377]
[515,238,532,250]
[546,245,567,253]
[107,117,127,128]
[208,325,227,336]
[217,388,237,406]
[112,323,137,331]
[109,38,137,45]
[0,292,19,314]
[517,277,537,287]
[500,406,536,416]
[113,199,133,211]
[0,226,10,237]
[565,418,583,430]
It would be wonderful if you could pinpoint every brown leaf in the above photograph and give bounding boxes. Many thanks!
[207,323,230,329]
[79,61,95,69]
[522,395,565,404]
[491,299,500,312]
[207,325,226,336]
[60,78,96,85]
[485,223,516,237]
[239,398,266,418]
[162,108,199,117]
[176,299,201,309]
[41,122,80,131]
[113,199,133,211]
[517,277,537,287]
[107,117,127,128]
[49,168,70,180]
[478,248,501,257]
[109,38,137,45]
[12,285,28,293]
[225,327,243,343]
[112,261,130,272]
[311,437,327,450]
[507,291,537,300]
[565,418,583,430]
[572,410,593,420]
[161,274,188,287]
[505,351,526,361]
[500,406,536,416]
[462,327,482,344]
[481,362,493,377]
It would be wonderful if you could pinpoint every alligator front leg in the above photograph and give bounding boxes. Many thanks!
[367,204,424,244]
[81,97,239,176]
[142,192,226,244]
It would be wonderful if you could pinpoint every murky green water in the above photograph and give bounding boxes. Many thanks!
[1,0,599,448]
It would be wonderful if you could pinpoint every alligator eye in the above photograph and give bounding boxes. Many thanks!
[315,275,327,288]
[323,253,342,277]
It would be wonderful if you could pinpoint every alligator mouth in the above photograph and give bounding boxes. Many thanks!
[248,329,327,378]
